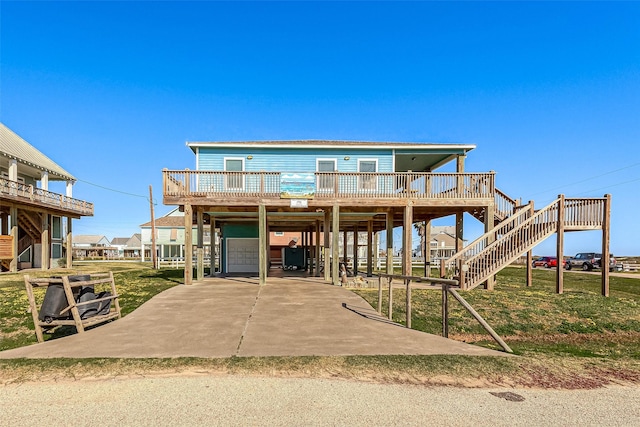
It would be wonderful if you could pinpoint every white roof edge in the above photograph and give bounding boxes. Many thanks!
[187,141,476,151]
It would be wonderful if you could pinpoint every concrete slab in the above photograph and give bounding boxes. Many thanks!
[0,277,509,359]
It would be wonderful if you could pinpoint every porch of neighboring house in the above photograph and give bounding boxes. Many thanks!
[0,181,94,272]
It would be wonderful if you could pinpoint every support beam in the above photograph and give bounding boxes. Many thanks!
[196,208,204,281]
[455,212,464,253]
[315,220,321,277]
[556,195,565,294]
[484,203,495,290]
[353,225,359,276]
[403,203,413,276]
[258,204,267,286]
[424,219,431,277]
[343,229,348,264]
[386,209,394,275]
[324,210,331,282]
[184,204,193,285]
[41,213,50,271]
[366,220,373,277]
[214,216,217,277]
[332,204,340,285]
[526,250,532,287]
[601,194,611,297]
[10,207,18,272]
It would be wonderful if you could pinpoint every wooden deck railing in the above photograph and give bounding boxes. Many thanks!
[162,170,496,201]
[0,178,94,216]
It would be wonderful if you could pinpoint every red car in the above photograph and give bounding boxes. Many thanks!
[532,256,564,268]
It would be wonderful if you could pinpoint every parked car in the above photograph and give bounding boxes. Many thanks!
[532,256,563,268]
[564,252,617,271]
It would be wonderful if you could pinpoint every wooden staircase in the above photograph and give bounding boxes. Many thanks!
[470,188,521,226]
[444,196,607,290]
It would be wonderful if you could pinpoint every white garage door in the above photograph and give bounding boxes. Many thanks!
[226,238,260,273]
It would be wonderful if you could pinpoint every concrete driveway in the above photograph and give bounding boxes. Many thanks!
[0,277,508,359]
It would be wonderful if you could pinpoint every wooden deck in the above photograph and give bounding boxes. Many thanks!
[163,170,497,207]
[0,177,94,217]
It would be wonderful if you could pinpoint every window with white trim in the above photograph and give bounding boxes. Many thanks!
[317,159,336,191]
[358,159,377,191]
[225,158,244,190]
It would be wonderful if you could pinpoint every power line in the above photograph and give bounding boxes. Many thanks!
[527,162,640,198]
[76,178,156,203]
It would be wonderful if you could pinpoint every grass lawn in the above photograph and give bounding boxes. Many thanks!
[0,262,181,351]
[1,263,639,388]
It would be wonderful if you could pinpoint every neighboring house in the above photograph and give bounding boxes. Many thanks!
[429,226,462,260]
[110,237,130,258]
[123,233,142,259]
[140,208,213,262]
[0,123,94,272]
[162,139,611,290]
[109,234,142,259]
[72,235,117,259]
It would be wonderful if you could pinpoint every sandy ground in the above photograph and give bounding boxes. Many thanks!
[1,374,639,426]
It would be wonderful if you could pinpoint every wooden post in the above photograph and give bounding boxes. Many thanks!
[448,288,513,353]
[556,195,565,294]
[324,210,331,282]
[455,212,464,253]
[353,225,359,276]
[184,204,193,285]
[405,278,411,329]
[315,220,321,277]
[196,207,204,281]
[387,276,393,320]
[366,220,373,277]
[343,229,348,264]
[484,203,495,290]
[332,204,340,286]
[149,185,157,269]
[442,283,449,338]
[526,250,533,287]
[259,204,267,286]
[377,276,383,314]
[214,216,217,277]
[403,203,413,276]
[386,209,394,275]
[66,217,73,269]
[424,219,431,277]
[41,213,50,270]
[602,194,611,297]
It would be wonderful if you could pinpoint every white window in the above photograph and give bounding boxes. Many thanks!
[224,158,244,190]
[358,159,378,191]
[317,159,336,191]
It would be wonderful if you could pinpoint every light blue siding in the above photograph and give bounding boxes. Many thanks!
[197,147,394,173]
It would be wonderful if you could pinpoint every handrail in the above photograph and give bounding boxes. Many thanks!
[375,272,512,353]
[442,201,535,278]
[0,178,93,216]
[162,170,496,200]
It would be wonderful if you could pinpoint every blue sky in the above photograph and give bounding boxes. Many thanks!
[1,1,639,255]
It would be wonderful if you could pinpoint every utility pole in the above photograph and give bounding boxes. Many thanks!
[149,185,157,269]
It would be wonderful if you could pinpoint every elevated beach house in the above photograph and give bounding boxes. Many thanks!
[0,123,94,271]
[163,139,611,294]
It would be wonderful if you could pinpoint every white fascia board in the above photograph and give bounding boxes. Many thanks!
[187,141,476,152]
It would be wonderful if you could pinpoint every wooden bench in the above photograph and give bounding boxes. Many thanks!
[24,272,122,343]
